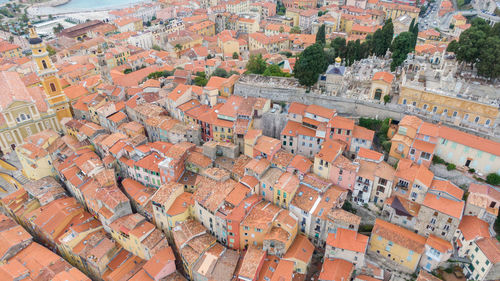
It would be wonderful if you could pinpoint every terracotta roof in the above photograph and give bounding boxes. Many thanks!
[283,234,314,263]
[317,140,345,162]
[372,71,394,84]
[318,258,353,281]
[422,192,464,219]
[238,245,266,280]
[417,270,442,281]
[468,183,500,201]
[142,246,175,277]
[458,215,491,241]
[476,237,500,263]
[288,154,312,174]
[357,148,383,162]
[426,234,452,253]
[372,219,427,253]
[326,228,368,253]
[270,259,294,281]
[430,179,464,200]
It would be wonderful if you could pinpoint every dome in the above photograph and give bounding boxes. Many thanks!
[29,37,42,44]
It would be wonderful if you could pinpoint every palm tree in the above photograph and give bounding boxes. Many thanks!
[174,44,182,58]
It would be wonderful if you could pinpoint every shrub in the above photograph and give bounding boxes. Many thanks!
[446,163,456,171]
[359,224,373,233]
[432,155,446,165]
[382,141,392,153]
[342,200,356,214]
[468,168,476,173]
[486,173,500,185]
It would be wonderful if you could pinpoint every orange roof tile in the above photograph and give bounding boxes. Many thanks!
[372,71,394,84]
[326,228,368,253]
[319,258,353,281]
[458,215,491,241]
[283,234,314,264]
[422,192,464,219]
[372,219,427,253]
[426,234,452,253]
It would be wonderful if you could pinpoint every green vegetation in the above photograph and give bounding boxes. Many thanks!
[53,23,64,34]
[263,64,290,77]
[358,118,391,153]
[447,18,500,78]
[486,173,500,185]
[290,26,301,34]
[152,44,162,51]
[446,163,456,171]
[383,95,391,104]
[390,32,414,71]
[315,24,326,45]
[246,54,267,74]
[46,45,56,56]
[147,70,173,79]
[279,51,293,58]
[359,224,374,233]
[124,68,133,74]
[294,43,328,87]
[232,52,239,59]
[318,10,328,17]
[194,71,208,86]
[457,0,471,8]
[276,0,286,15]
[432,155,446,165]
[342,200,357,214]
[212,68,228,78]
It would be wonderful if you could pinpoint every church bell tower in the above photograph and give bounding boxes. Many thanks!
[28,24,72,123]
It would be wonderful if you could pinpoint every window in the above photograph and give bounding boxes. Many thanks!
[423,104,428,110]
[474,116,480,123]
[485,119,491,126]
[50,83,56,92]
[402,99,407,105]
[42,60,48,69]
[432,106,437,113]
[464,113,469,121]
[453,111,458,117]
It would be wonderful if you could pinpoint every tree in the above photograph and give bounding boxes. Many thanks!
[486,173,500,185]
[279,26,285,33]
[330,37,346,58]
[8,35,13,43]
[290,26,301,34]
[232,52,239,59]
[53,23,64,34]
[212,67,228,78]
[383,95,391,105]
[246,54,267,74]
[476,36,500,78]
[46,45,56,56]
[194,71,208,86]
[174,43,182,58]
[316,24,326,45]
[263,64,288,77]
[294,43,327,87]
[446,40,459,53]
[409,18,419,49]
[390,32,414,71]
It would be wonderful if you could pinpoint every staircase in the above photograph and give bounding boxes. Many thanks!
[12,170,29,185]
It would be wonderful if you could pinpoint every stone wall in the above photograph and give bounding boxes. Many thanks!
[234,77,500,141]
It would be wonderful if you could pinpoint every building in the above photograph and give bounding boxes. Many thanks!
[420,234,453,272]
[282,234,314,274]
[414,180,464,241]
[0,71,62,154]
[461,238,500,280]
[354,149,396,205]
[390,115,500,175]
[15,130,59,180]
[28,25,72,123]
[325,228,368,268]
[369,219,426,272]
[370,71,395,101]
[0,40,22,58]
[398,85,499,129]
[318,258,354,281]
[465,183,500,226]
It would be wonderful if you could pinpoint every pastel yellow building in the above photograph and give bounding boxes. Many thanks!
[273,172,300,209]
[369,219,426,272]
[0,40,22,58]
[398,85,499,128]
[286,8,301,26]
[152,182,189,238]
[379,2,420,20]
[16,129,59,180]
[188,20,215,36]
